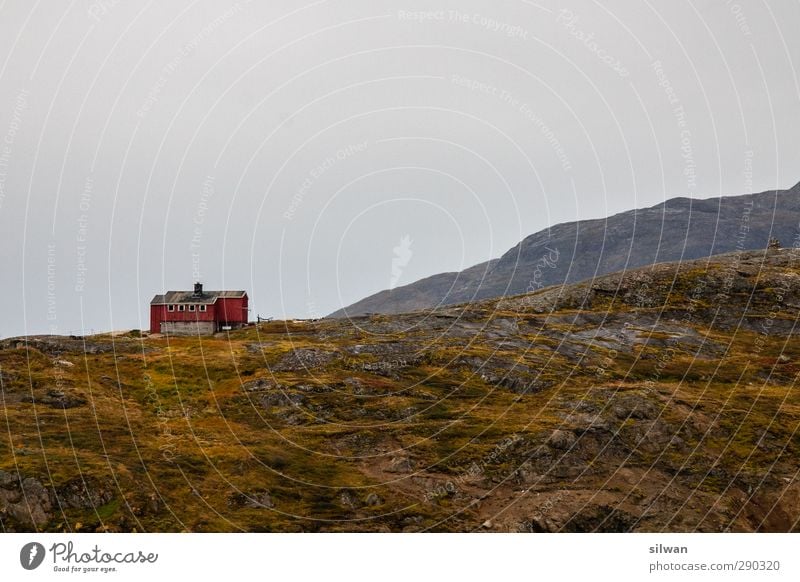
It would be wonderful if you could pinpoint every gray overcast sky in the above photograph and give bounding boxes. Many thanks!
[0,0,798,337]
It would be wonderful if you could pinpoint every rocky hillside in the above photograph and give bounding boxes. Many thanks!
[1,248,799,532]
[330,182,800,317]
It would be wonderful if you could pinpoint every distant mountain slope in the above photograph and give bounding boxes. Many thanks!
[330,182,800,317]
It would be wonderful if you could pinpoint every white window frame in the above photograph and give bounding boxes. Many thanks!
[168,305,175,312]
[199,305,207,312]
[179,305,186,312]
[189,305,196,312]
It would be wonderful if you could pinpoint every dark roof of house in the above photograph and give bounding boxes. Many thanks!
[150,290,247,305]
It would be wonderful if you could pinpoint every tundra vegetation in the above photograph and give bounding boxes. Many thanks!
[1,250,799,532]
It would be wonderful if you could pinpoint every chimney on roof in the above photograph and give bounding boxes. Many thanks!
[193,282,203,296]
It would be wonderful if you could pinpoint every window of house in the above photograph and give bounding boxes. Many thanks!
[168,305,175,312]
[199,305,207,312]
[189,305,195,312]
[179,305,186,311]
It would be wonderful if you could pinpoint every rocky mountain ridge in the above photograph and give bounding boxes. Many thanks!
[331,182,800,317]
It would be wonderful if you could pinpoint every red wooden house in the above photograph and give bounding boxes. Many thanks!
[149,283,249,335]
